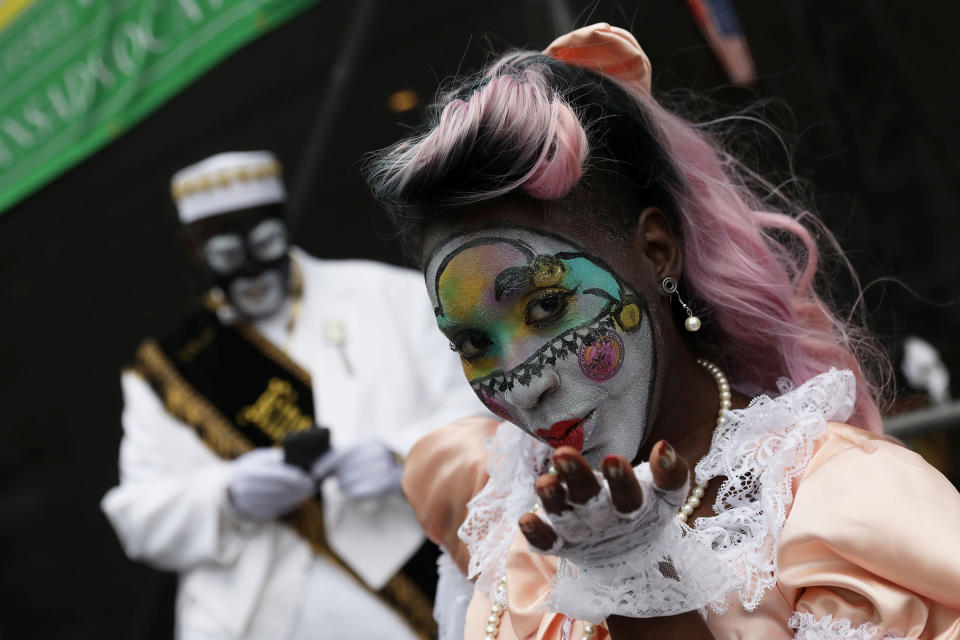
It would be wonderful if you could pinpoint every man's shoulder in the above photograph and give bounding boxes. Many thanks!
[296,251,423,295]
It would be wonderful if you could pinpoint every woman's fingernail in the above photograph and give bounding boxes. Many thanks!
[538,484,557,500]
[604,455,624,478]
[557,456,577,475]
[519,520,534,534]
[659,441,676,470]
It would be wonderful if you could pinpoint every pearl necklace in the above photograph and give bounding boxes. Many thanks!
[483,575,598,640]
[676,359,731,523]
[484,576,506,639]
[486,500,599,639]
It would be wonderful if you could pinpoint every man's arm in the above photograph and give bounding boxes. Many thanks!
[101,372,262,571]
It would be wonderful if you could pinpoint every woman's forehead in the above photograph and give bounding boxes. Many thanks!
[425,226,580,309]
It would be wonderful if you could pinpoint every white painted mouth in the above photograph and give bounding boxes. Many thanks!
[229,270,285,318]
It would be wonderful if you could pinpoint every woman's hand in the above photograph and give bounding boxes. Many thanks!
[518,442,718,638]
[518,440,689,552]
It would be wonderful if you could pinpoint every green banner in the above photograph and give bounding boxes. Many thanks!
[0,0,321,214]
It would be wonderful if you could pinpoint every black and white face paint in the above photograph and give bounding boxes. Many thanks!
[425,226,657,467]
[200,217,290,319]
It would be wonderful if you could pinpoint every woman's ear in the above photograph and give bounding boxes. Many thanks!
[633,207,682,281]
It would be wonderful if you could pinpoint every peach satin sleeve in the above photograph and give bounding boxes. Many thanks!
[778,423,960,639]
[402,415,500,574]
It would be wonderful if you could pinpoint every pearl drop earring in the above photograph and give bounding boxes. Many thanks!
[661,277,701,332]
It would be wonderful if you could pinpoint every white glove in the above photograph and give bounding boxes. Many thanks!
[311,440,403,500]
[537,463,688,561]
[227,447,315,521]
[537,464,735,621]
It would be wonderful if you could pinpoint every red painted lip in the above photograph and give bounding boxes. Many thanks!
[537,412,593,451]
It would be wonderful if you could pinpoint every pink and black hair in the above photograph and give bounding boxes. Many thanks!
[367,52,889,432]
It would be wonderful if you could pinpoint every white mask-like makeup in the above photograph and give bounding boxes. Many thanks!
[200,217,290,319]
[228,269,286,318]
[425,226,656,466]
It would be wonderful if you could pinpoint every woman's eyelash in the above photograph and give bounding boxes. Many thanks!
[526,286,578,310]
[524,286,579,328]
[451,333,492,361]
[528,285,578,303]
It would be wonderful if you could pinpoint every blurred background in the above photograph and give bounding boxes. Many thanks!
[1,0,958,637]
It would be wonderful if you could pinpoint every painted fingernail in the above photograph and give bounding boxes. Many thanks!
[537,483,557,500]
[519,519,535,534]
[557,456,577,475]
[659,441,676,470]
[603,455,624,479]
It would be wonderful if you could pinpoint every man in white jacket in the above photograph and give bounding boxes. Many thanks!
[101,151,484,640]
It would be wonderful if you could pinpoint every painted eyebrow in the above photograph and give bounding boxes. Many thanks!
[493,264,533,301]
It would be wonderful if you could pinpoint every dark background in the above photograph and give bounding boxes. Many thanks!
[2,0,959,637]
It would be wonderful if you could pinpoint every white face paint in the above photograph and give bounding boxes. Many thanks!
[204,234,246,274]
[227,269,286,318]
[425,226,656,467]
[247,218,287,262]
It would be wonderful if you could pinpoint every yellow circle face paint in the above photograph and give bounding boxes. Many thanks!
[425,226,658,467]
[618,303,641,330]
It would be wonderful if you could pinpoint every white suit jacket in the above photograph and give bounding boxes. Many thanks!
[102,251,485,639]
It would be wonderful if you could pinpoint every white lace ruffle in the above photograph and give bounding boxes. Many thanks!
[434,549,476,640]
[458,422,552,598]
[689,368,855,614]
[787,611,905,639]
[458,369,856,620]
[542,464,739,621]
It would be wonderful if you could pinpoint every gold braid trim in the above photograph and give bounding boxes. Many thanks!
[134,339,253,458]
[134,338,437,639]
[135,340,327,547]
[171,159,282,200]
[379,571,439,640]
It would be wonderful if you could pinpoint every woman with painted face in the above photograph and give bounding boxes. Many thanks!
[367,23,960,640]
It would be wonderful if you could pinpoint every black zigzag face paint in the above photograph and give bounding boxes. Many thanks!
[425,226,656,467]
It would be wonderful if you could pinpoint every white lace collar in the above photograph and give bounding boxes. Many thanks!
[458,369,857,612]
[458,418,552,597]
[691,368,855,612]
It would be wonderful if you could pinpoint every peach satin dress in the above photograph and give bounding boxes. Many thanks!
[405,396,960,639]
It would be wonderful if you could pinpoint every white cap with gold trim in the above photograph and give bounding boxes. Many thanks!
[171,151,285,224]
